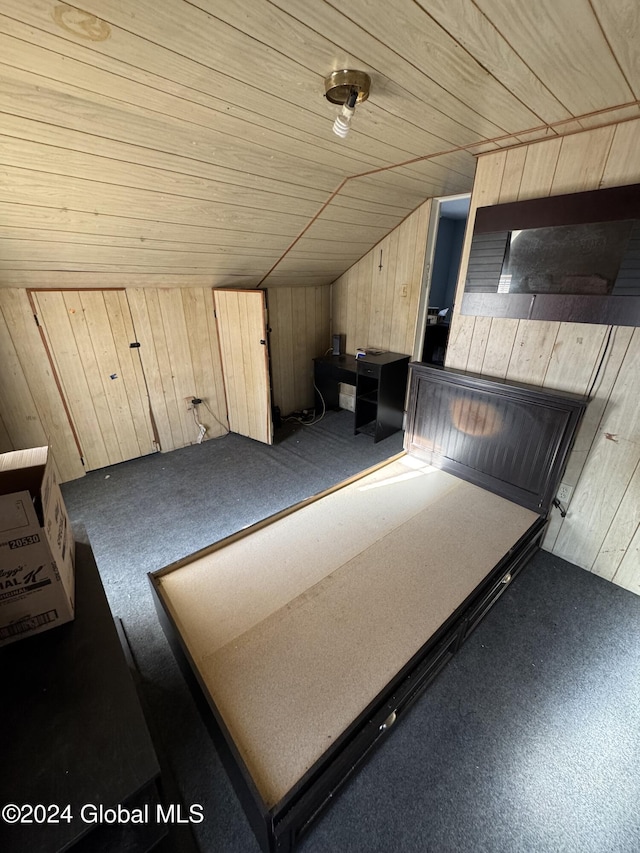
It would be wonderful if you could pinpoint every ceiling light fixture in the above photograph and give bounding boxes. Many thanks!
[324,70,371,139]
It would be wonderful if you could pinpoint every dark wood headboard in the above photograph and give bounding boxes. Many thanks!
[404,363,588,514]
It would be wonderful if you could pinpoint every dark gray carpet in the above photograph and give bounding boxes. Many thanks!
[61,411,640,853]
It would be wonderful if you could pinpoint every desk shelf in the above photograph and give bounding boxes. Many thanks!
[354,353,410,443]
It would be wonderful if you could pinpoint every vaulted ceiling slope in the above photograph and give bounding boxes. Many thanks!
[0,0,638,289]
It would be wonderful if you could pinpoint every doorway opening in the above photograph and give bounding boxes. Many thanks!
[414,194,470,366]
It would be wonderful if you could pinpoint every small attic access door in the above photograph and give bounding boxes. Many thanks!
[31,289,157,470]
[213,289,273,445]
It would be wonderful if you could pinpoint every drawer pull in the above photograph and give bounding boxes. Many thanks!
[379,711,397,732]
[501,573,512,585]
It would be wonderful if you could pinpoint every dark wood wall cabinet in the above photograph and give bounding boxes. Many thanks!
[462,181,640,326]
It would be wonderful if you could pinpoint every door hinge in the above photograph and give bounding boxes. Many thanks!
[129,342,141,348]
[33,314,40,327]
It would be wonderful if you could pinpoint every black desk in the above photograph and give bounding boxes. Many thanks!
[0,532,164,853]
[313,353,357,411]
[313,352,409,442]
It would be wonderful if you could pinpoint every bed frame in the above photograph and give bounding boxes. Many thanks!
[149,363,587,852]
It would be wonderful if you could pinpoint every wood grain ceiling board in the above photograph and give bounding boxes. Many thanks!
[0,26,453,173]
[589,0,640,100]
[0,204,295,252]
[473,0,635,115]
[0,0,638,289]
[263,0,511,140]
[0,66,354,192]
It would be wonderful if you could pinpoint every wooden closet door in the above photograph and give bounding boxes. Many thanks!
[213,289,272,445]
[32,290,157,470]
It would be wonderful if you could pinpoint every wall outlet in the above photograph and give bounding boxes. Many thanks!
[557,483,573,504]
[185,396,196,411]
[400,284,408,298]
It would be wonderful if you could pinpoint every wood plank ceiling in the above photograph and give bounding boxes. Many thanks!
[0,0,638,289]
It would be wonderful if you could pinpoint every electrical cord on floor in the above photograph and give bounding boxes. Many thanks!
[201,399,230,435]
[192,406,207,444]
[191,398,230,441]
[283,382,326,427]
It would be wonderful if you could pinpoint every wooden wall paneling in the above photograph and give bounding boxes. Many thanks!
[126,288,228,451]
[497,146,527,203]
[541,324,619,554]
[158,289,202,446]
[559,327,634,490]
[268,286,330,416]
[304,287,327,401]
[288,289,307,410]
[213,290,272,445]
[354,253,375,353]
[443,315,475,371]
[553,330,640,571]
[542,324,609,394]
[550,125,616,195]
[0,289,84,480]
[600,119,640,187]
[343,267,358,355]
[609,505,640,594]
[127,289,183,452]
[448,122,640,590]
[0,306,49,449]
[389,207,419,355]
[591,461,640,588]
[78,290,156,462]
[447,153,506,370]
[0,411,12,454]
[217,292,248,438]
[330,201,431,360]
[181,288,228,439]
[403,203,430,357]
[517,137,562,200]
[505,321,561,386]
[465,316,492,373]
[480,319,518,378]
[368,228,399,351]
[32,291,112,470]
[105,290,158,453]
[267,288,294,416]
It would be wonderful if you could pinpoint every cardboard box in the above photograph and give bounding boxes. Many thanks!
[0,447,75,647]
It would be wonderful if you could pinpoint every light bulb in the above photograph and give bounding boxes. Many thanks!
[333,103,355,138]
